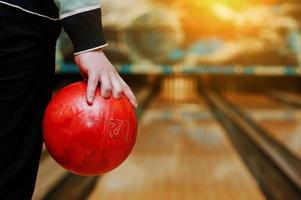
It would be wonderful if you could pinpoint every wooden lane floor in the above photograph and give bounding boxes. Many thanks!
[222,92,301,160]
[267,90,301,108]
[88,97,264,200]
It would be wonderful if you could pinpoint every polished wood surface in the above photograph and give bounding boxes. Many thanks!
[88,98,264,200]
[224,93,301,159]
[33,151,68,200]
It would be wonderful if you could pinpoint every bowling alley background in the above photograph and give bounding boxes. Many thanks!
[34,0,301,199]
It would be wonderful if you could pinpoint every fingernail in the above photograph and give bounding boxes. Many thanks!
[87,96,93,105]
[114,94,121,99]
[131,100,138,108]
[102,93,110,99]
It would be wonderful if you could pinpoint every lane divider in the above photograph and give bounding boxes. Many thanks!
[205,90,301,191]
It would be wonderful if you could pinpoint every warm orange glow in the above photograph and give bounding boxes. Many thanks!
[211,3,237,21]
[209,0,245,6]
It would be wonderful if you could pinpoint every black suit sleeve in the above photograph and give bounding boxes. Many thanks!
[61,8,107,54]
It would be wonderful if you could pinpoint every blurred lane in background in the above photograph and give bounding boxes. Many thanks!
[88,96,265,200]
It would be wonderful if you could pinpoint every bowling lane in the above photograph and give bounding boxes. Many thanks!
[223,92,301,160]
[33,149,68,199]
[88,97,264,200]
[268,89,301,108]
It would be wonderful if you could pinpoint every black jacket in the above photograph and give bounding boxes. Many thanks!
[0,0,107,54]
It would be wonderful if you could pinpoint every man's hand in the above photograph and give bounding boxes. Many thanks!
[74,49,138,107]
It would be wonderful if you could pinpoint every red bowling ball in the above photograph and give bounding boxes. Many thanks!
[43,81,137,176]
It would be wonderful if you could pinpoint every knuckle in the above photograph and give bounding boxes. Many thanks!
[87,69,96,76]
[90,78,98,84]
[89,72,98,79]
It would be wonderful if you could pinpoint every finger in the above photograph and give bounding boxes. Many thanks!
[86,72,99,105]
[110,74,122,99]
[119,77,138,107]
[100,74,112,98]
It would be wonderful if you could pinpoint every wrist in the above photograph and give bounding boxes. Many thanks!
[73,43,108,56]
